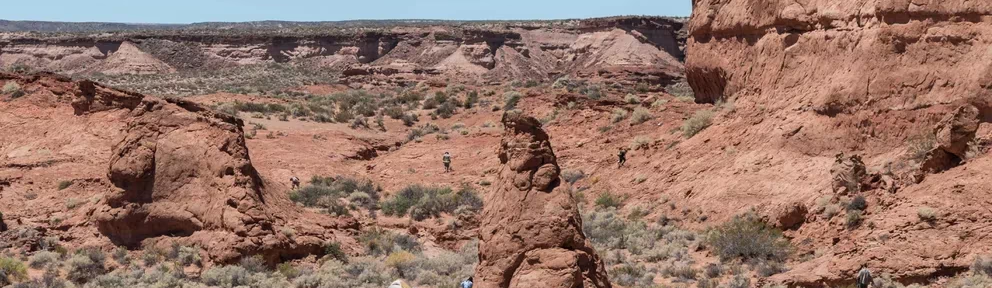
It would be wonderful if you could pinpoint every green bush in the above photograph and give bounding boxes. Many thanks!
[29,251,61,269]
[401,113,419,127]
[381,184,482,221]
[625,94,640,104]
[290,176,380,208]
[324,242,348,263]
[239,255,268,273]
[609,262,654,287]
[504,91,522,110]
[67,248,106,284]
[707,213,791,262]
[918,207,938,222]
[0,256,28,286]
[611,108,628,123]
[848,195,868,211]
[663,263,698,280]
[595,192,623,209]
[57,180,73,190]
[630,107,653,125]
[2,82,21,97]
[846,210,863,229]
[202,265,252,288]
[435,102,457,119]
[682,110,714,138]
[358,228,420,256]
[464,91,479,109]
[384,106,405,119]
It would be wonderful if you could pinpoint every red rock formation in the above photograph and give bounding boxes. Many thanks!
[0,72,353,264]
[475,112,610,288]
[685,0,992,286]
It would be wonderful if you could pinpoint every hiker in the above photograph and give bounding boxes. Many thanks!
[856,264,873,288]
[460,277,473,288]
[618,148,628,168]
[290,176,300,190]
[443,152,452,173]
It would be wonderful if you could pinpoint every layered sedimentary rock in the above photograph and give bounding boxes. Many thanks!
[475,112,610,288]
[0,17,685,84]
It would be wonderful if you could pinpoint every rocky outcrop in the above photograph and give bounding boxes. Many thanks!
[475,112,610,288]
[0,72,348,264]
[685,0,992,286]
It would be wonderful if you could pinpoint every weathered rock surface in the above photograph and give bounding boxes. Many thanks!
[0,72,353,264]
[475,112,610,288]
[685,0,992,286]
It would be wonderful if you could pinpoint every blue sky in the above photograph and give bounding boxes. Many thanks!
[0,0,691,23]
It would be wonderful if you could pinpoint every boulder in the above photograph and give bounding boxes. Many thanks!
[475,111,611,288]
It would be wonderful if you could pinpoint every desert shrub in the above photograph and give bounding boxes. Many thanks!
[907,132,936,162]
[664,263,698,280]
[324,242,348,263]
[232,101,270,113]
[383,106,405,120]
[28,251,60,269]
[238,255,269,273]
[464,91,479,109]
[726,274,751,288]
[112,246,129,265]
[846,210,863,229]
[202,265,252,288]
[358,228,420,256]
[631,136,651,151]
[0,257,28,286]
[177,246,202,267]
[503,91,522,110]
[333,109,354,123]
[348,192,375,209]
[948,274,992,288]
[3,82,21,94]
[704,263,723,278]
[141,251,160,266]
[609,263,654,288]
[66,248,106,284]
[435,102,457,119]
[401,113,419,126]
[755,260,788,277]
[381,184,482,220]
[973,255,992,276]
[290,176,379,208]
[384,251,417,278]
[707,213,791,262]
[562,170,586,185]
[682,110,714,138]
[57,180,73,190]
[278,263,300,279]
[350,117,370,130]
[625,94,640,104]
[611,108,628,123]
[630,107,653,125]
[918,207,938,222]
[848,195,868,212]
[581,85,603,100]
[595,192,623,209]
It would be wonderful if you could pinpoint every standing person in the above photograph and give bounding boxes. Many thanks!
[617,148,628,168]
[856,264,873,288]
[290,176,300,190]
[460,277,473,288]
[443,152,452,173]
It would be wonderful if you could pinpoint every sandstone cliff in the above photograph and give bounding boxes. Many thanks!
[475,112,610,288]
[0,17,685,85]
[684,0,992,286]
